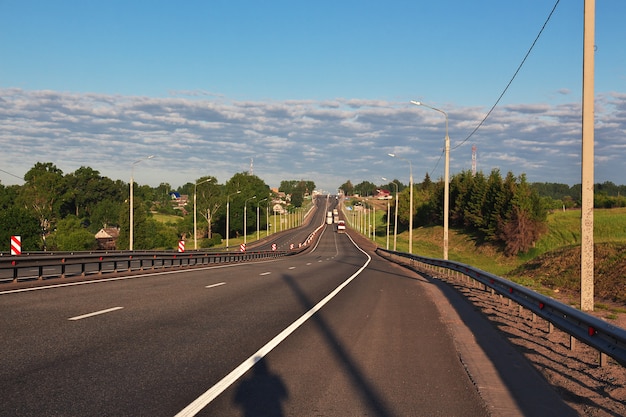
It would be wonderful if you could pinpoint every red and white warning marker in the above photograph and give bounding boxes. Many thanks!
[10,236,21,256]
[178,240,185,253]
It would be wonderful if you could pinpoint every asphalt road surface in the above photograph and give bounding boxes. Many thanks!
[0,196,577,416]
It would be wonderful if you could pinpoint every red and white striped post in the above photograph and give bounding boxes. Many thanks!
[178,240,185,253]
[11,236,21,255]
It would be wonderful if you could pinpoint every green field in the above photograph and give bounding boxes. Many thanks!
[359,202,626,306]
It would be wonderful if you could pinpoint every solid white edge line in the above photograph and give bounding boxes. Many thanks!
[205,282,226,289]
[175,233,372,417]
[68,306,124,321]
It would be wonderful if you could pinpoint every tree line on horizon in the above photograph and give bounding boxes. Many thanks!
[0,162,315,252]
[340,171,626,256]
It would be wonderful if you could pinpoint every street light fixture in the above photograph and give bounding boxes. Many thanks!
[411,100,449,260]
[129,155,154,251]
[194,178,212,250]
[388,153,413,254]
[226,190,241,249]
[243,196,256,245]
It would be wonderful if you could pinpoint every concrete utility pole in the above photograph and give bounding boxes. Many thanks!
[580,0,595,311]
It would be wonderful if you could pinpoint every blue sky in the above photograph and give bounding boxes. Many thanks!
[1,1,625,192]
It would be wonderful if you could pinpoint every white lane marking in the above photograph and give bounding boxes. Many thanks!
[260,272,271,276]
[288,267,296,270]
[206,282,226,289]
[68,307,123,321]
[306,262,312,266]
[175,235,372,417]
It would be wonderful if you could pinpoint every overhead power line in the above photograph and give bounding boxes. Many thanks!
[452,0,562,151]
[0,168,25,181]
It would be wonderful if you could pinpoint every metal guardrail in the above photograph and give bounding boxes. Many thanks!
[0,249,293,283]
[377,248,626,367]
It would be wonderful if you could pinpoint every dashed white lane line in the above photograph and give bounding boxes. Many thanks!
[206,282,226,289]
[260,272,271,276]
[306,262,312,266]
[288,266,296,270]
[68,307,124,321]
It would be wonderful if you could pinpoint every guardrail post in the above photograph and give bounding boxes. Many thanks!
[600,352,607,367]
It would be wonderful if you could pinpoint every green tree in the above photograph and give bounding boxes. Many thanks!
[218,172,270,239]
[499,174,547,255]
[183,176,224,242]
[339,180,354,196]
[60,166,125,223]
[420,172,433,192]
[18,162,66,242]
[47,216,97,251]
[0,206,41,251]
[0,183,19,210]
[480,169,506,240]
[354,181,377,197]
[117,195,153,250]
[90,200,123,233]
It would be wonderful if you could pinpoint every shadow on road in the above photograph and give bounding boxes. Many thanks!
[233,356,288,417]
[380,251,580,417]
[278,272,395,417]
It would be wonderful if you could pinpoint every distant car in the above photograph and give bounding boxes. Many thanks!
[337,220,346,233]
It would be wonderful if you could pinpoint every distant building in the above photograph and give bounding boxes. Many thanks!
[169,192,189,213]
[376,189,392,200]
[95,227,119,250]
[272,203,286,214]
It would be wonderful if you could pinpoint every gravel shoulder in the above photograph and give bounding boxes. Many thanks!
[389,255,626,417]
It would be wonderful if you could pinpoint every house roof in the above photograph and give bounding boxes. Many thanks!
[95,227,120,239]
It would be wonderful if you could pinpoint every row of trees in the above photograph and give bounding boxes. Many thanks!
[339,179,408,197]
[0,162,315,252]
[342,170,626,256]
[531,181,626,209]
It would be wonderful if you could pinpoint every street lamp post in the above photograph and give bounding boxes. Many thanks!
[382,177,399,251]
[257,197,268,241]
[243,196,256,245]
[194,178,212,250]
[225,190,241,249]
[411,100,449,260]
[129,155,154,251]
[388,153,413,254]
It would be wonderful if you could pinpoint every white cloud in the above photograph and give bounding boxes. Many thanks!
[1,88,624,191]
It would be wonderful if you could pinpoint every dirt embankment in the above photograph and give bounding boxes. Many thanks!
[507,242,626,305]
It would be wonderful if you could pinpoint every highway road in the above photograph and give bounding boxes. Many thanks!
[0,196,576,416]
